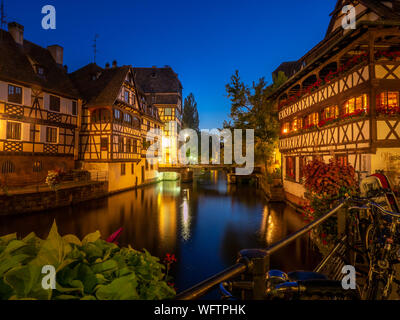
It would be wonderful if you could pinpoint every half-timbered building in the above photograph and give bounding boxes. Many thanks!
[0,22,81,187]
[133,67,183,165]
[70,62,163,193]
[271,0,400,205]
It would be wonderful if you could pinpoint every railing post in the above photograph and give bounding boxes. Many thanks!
[239,249,269,300]
[337,207,347,237]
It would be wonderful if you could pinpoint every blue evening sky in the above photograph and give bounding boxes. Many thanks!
[4,0,335,129]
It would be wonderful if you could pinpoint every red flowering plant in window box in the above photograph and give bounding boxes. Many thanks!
[317,116,338,128]
[376,105,400,116]
[302,159,358,255]
[341,108,367,120]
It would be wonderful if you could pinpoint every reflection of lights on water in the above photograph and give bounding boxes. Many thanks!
[180,189,191,241]
[261,206,276,244]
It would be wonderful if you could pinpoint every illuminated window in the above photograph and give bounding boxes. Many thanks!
[292,118,302,132]
[322,105,338,120]
[355,94,368,111]
[305,112,319,127]
[344,94,368,115]
[377,91,399,110]
[282,122,290,134]
[344,98,355,115]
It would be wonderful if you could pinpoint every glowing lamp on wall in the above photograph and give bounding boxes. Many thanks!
[283,128,288,134]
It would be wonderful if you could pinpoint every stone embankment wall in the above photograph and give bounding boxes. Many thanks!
[0,181,108,216]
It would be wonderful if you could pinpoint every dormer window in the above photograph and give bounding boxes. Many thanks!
[37,67,44,76]
[124,91,130,104]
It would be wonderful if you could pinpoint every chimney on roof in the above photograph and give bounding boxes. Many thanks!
[8,22,24,46]
[112,60,117,68]
[47,45,63,66]
[105,62,110,69]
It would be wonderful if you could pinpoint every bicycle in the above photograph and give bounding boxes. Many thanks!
[220,269,360,300]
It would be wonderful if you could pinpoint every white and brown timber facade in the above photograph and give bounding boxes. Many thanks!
[70,63,163,193]
[272,0,400,205]
[133,67,183,165]
[0,22,81,187]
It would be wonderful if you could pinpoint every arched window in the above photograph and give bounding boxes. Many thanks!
[1,160,15,174]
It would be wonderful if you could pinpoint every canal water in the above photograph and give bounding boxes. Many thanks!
[0,171,320,297]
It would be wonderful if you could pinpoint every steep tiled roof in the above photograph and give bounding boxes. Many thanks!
[133,67,182,94]
[0,29,80,99]
[272,61,303,79]
[70,64,129,108]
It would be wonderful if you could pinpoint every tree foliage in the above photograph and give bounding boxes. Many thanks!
[224,70,287,164]
[182,93,200,132]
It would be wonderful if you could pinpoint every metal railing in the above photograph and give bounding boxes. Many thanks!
[176,200,348,300]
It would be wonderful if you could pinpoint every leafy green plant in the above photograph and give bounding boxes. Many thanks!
[0,222,175,300]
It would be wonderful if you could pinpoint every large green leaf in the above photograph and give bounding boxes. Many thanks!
[95,273,139,300]
[82,231,101,245]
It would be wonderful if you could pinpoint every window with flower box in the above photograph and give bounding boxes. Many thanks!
[286,156,296,180]
[322,105,339,121]
[291,118,302,132]
[304,112,319,129]
[343,94,368,116]
[376,91,399,115]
